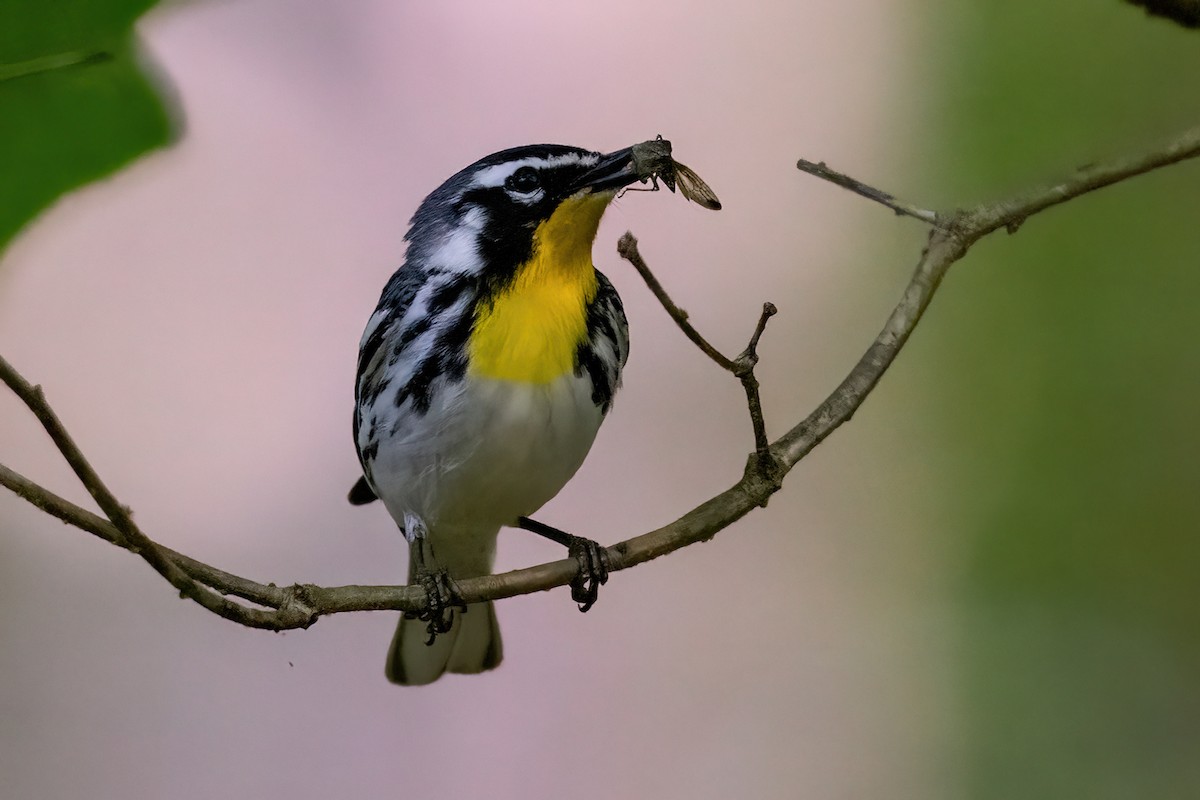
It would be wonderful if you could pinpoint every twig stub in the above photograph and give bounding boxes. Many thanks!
[795,158,941,226]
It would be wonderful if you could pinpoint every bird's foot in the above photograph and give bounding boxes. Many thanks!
[403,513,467,645]
[567,535,610,613]
[408,567,466,645]
[517,516,611,613]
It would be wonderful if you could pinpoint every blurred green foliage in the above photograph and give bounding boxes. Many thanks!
[926,3,1200,796]
[0,0,174,256]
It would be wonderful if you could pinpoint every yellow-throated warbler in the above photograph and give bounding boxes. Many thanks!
[349,139,713,685]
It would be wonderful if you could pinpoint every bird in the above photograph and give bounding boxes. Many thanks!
[349,141,653,685]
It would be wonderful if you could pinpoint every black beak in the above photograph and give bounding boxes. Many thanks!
[571,146,642,194]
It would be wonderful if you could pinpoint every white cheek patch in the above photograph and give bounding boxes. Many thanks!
[427,228,482,273]
[425,206,487,273]
[460,205,486,231]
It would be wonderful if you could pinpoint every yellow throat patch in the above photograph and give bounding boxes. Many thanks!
[468,192,611,383]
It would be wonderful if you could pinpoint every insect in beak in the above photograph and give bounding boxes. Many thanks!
[622,135,722,211]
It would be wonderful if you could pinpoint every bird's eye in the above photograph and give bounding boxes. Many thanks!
[505,167,541,194]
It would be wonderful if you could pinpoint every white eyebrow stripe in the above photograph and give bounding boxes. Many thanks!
[472,153,600,188]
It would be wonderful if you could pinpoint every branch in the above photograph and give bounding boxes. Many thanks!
[0,355,315,629]
[4,123,1199,630]
[0,462,300,613]
[795,158,941,225]
[617,232,778,456]
[776,124,1200,467]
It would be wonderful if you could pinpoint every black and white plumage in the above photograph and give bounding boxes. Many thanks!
[350,144,638,685]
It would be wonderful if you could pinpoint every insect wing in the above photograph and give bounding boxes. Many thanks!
[672,160,721,210]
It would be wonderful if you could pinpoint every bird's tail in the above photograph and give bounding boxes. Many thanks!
[385,524,503,685]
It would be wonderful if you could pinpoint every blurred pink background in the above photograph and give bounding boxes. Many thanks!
[0,1,956,797]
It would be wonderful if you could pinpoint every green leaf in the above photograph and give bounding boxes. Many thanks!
[0,0,176,257]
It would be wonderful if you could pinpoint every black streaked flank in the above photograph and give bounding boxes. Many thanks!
[389,317,430,365]
[391,300,473,416]
[575,271,629,414]
[356,267,423,395]
[427,274,472,313]
[385,275,471,368]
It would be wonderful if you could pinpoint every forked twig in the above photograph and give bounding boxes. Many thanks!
[0,355,316,629]
[617,233,778,459]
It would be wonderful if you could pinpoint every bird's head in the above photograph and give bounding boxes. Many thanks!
[403,143,645,289]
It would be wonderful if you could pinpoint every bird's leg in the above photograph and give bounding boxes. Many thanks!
[516,516,610,612]
[403,513,466,644]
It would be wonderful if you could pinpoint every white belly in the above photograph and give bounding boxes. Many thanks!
[369,372,604,536]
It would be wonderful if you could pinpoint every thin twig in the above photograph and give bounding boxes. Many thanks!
[0,355,316,629]
[973,125,1200,234]
[795,158,941,225]
[616,232,736,371]
[774,124,1200,467]
[4,124,1200,631]
[734,302,777,456]
[0,462,296,611]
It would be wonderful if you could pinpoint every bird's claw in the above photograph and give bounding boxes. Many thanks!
[567,537,610,612]
[515,517,610,613]
[407,568,466,645]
